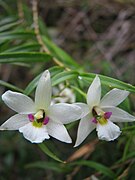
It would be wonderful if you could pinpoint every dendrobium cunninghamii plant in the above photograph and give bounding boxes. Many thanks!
[74,75,135,147]
[0,70,82,143]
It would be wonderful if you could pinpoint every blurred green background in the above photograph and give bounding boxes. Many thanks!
[0,0,135,179]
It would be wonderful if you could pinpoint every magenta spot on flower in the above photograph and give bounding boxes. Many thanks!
[104,112,112,119]
[43,116,49,125]
[91,117,97,124]
[28,114,34,122]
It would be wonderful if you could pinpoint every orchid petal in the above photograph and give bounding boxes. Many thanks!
[102,106,135,122]
[96,120,121,141]
[100,88,129,107]
[19,123,50,143]
[74,113,96,147]
[74,103,90,118]
[35,70,52,110]
[2,91,35,114]
[0,114,29,130]
[47,121,72,143]
[87,75,101,109]
[47,103,82,124]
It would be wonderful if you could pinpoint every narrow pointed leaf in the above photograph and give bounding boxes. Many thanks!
[71,160,115,179]
[80,72,135,93]
[38,143,64,163]
[0,21,21,32]
[25,161,69,173]
[52,71,78,86]
[0,31,35,41]
[3,43,41,53]
[0,80,23,92]
[0,17,17,26]
[0,52,52,63]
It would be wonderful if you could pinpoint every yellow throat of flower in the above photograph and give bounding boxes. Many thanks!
[32,121,43,128]
[97,116,108,125]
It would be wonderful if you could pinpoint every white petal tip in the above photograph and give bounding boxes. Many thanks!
[94,75,100,81]
[74,144,79,148]
[67,139,72,143]
[0,124,10,130]
[0,126,5,130]
[43,70,50,78]
[74,140,82,147]
[2,90,11,100]
[87,74,101,107]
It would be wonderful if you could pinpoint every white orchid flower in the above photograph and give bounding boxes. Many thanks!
[0,70,82,144]
[75,75,135,147]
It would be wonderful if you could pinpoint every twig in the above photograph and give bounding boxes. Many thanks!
[32,0,66,68]
[17,0,24,22]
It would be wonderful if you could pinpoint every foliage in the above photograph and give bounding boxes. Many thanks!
[0,0,135,179]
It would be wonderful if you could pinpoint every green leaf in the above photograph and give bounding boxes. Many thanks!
[122,136,132,161]
[0,31,35,41]
[71,85,86,98]
[52,71,79,86]
[42,36,80,68]
[24,74,40,95]
[80,72,135,93]
[38,143,64,163]
[0,52,52,63]
[25,161,68,173]
[0,20,21,32]
[71,160,116,179]
[3,43,41,53]
[123,151,135,160]
[49,66,65,77]
[0,17,17,26]
[0,80,24,92]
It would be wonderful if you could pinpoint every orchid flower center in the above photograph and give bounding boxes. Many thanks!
[28,109,49,128]
[92,106,112,125]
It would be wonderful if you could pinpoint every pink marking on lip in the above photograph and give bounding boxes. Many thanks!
[104,112,112,119]
[91,117,97,124]
[43,116,49,125]
[28,114,34,122]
